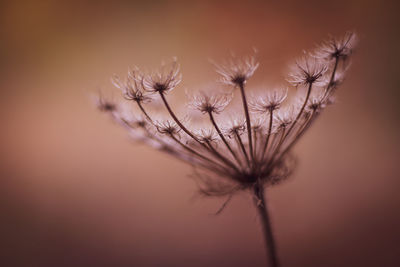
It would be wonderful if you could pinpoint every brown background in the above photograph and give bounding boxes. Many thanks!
[1,0,399,266]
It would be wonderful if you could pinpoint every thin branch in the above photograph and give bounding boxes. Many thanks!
[239,82,255,166]
[204,140,241,174]
[261,110,274,163]
[235,132,250,167]
[159,92,201,144]
[254,184,280,267]
[159,92,239,170]
[208,111,243,168]
[283,82,313,140]
[169,134,232,176]
[323,57,339,100]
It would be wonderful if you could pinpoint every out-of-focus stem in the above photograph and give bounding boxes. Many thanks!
[136,101,153,123]
[265,127,286,169]
[323,57,339,100]
[168,134,231,176]
[204,140,241,174]
[235,132,250,167]
[254,184,279,267]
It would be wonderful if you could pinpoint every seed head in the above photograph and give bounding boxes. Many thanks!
[287,56,328,86]
[195,128,219,143]
[121,113,149,129]
[223,117,247,137]
[95,94,117,113]
[98,32,357,197]
[314,31,357,61]
[306,94,326,113]
[112,71,152,104]
[155,120,181,136]
[251,114,265,132]
[213,55,259,86]
[142,59,182,94]
[250,88,288,113]
[188,91,233,114]
[274,108,296,129]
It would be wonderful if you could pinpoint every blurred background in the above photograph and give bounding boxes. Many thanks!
[1,0,399,266]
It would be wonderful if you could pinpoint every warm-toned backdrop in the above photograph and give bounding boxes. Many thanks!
[1,0,399,266]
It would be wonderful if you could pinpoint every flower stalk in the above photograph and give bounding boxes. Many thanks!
[239,82,255,166]
[254,184,279,267]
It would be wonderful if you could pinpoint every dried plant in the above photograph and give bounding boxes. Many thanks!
[96,32,357,267]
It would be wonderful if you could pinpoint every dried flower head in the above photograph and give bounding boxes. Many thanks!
[314,31,357,61]
[98,32,357,206]
[213,55,259,86]
[142,59,182,94]
[305,90,327,113]
[188,91,233,114]
[321,63,349,91]
[112,71,152,104]
[155,119,181,136]
[95,93,117,113]
[287,56,328,86]
[223,117,247,137]
[274,108,296,129]
[251,114,265,132]
[195,128,219,143]
[250,88,288,113]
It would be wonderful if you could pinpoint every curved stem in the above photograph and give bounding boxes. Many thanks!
[322,57,339,100]
[169,134,232,176]
[276,57,340,164]
[239,83,254,165]
[235,132,250,167]
[254,184,279,267]
[285,83,312,138]
[134,98,233,174]
[204,140,241,174]
[253,128,259,160]
[159,92,241,173]
[277,110,316,162]
[136,101,153,124]
[284,82,313,142]
[261,110,274,162]
[159,92,201,144]
[208,111,242,167]
[265,127,286,170]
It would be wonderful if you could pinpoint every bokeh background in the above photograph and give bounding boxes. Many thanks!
[1,0,400,266]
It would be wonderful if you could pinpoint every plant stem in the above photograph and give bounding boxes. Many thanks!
[283,82,313,140]
[239,82,254,165]
[208,111,243,168]
[254,184,279,267]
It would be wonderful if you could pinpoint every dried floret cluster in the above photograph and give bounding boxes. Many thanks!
[97,32,357,198]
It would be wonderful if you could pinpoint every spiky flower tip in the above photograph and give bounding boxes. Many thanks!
[287,56,328,86]
[98,32,357,197]
[142,59,182,94]
[249,88,288,113]
[187,91,233,114]
[313,31,357,61]
[112,69,152,104]
[213,54,259,87]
